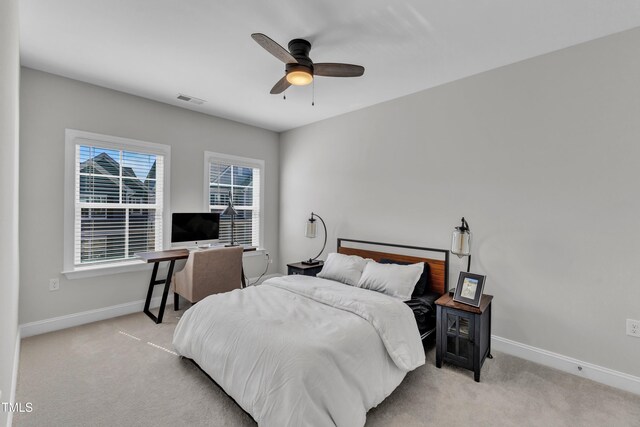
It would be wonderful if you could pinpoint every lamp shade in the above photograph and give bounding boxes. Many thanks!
[305,218,317,238]
[222,202,237,217]
[451,217,471,258]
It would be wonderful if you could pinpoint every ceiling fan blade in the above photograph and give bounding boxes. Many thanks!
[270,76,291,94]
[314,63,365,77]
[251,33,298,64]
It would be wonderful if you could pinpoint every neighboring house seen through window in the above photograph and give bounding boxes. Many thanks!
[64,130,170,275]
[205,152,263,247]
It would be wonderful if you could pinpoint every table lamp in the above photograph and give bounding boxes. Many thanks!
[451,217,472,271]
[303,212,327,265]
[222,191,238,247]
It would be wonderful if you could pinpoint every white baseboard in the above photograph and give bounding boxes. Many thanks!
[19,295,170,338]
[7,331,21,427]
[492,335,640,396]
[19,274,283,338]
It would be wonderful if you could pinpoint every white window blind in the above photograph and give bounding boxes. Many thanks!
[206,154,262,247]
[73,144,164,266]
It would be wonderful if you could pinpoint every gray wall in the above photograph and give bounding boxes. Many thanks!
[19,68,280,324]
[280,28,640,377]
[0,0,20,421]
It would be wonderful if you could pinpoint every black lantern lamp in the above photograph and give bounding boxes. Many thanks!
[303,212,327,265]
[451,217,472,272]
[222,191,238,247]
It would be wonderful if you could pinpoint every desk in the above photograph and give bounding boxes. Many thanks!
[136,246,257,324]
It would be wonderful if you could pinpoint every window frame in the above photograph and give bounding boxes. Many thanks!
[203,151,265,249]
[63,129,171,279]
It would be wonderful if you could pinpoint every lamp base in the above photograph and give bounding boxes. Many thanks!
[302,259,321,266]
[225,243,239,247]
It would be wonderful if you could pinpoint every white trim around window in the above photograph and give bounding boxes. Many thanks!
[203,151,265,249]
[63,129,171,279]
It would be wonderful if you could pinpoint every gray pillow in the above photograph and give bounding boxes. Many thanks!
[317,253,367,286]
[357,261,423,300]
[379,258,430,297]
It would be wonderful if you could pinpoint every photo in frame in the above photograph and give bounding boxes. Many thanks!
[453,272,486,307]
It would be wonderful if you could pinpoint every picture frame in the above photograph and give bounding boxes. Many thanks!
[453,272,486,307]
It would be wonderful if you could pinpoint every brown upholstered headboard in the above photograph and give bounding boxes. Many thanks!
[337,238,449,295]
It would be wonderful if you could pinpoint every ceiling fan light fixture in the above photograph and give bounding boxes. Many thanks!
[286,64,313,86]
[286,69,313,86]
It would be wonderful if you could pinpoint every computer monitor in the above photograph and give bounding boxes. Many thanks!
[171,212,220,248]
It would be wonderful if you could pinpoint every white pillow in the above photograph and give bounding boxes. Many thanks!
[317,253,367,286]
[357,261,424,300]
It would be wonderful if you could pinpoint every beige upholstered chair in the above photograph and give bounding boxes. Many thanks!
[172,246,245,305]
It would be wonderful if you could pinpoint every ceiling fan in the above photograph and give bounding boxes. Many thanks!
[251,33,365,94]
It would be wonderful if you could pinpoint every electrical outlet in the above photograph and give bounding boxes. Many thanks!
[49,278,60,291]
[627,319,640,337]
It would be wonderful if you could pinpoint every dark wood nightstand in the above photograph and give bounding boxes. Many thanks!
[287,261,324,277]
[435,293,493,382]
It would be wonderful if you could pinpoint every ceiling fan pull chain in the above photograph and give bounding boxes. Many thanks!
[312,80,315,106]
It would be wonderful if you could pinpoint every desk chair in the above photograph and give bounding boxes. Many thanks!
[172,246,245,308]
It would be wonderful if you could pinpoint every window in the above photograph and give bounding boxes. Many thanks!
[64,130,170,275]
[204,152,263,247]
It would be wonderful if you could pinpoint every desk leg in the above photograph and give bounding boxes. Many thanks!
[156,260,176,324]
[174,292,179,311]
[143,262,160,321]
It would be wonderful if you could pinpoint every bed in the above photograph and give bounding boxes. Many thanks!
[172,238,449,427]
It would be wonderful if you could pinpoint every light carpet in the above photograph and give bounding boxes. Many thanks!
[13,308,640,426]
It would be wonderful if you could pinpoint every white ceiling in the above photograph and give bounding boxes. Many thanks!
[20,0,640,132]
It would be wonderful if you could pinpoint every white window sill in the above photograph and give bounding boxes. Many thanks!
[243,248,267,258]
[63,248,267,279]
[63,260,152,279]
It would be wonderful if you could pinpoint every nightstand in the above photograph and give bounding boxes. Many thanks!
[287,261,324,277]
[435,293,493,382]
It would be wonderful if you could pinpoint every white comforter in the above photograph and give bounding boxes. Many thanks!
[172,275,425,427]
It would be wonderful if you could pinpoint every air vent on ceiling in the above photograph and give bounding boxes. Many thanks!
[177,93,206,105]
